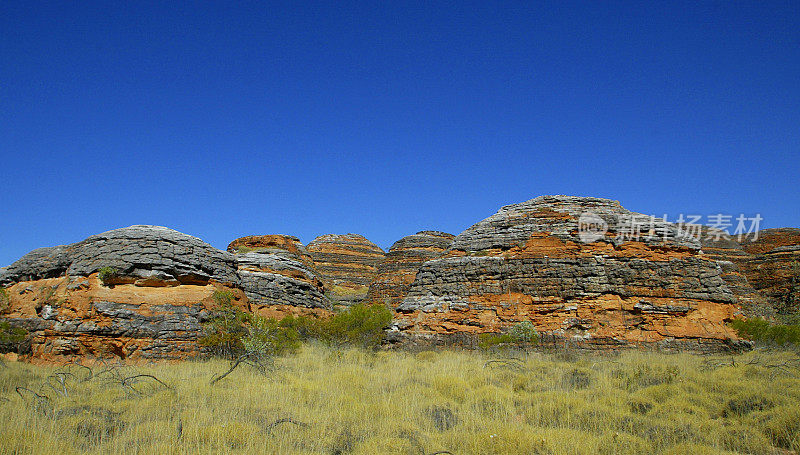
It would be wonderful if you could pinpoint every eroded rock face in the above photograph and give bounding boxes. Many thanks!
[227,235,316,269]
[235,252,328,310]
[735,228,800,316]
[0,225,239,287]
[366,231,454,308]
[0,226,248,360]
[3,276,248,360]
[394,196,743,350]
[695,227,772,318]
[307,234,385,304]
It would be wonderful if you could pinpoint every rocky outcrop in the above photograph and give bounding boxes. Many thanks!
[734,229,800,316]
[0,226,246,360]
[235,252,329,310]
[227,234,330,312]
[307,234,385,304]
[227,235,316,269]
[695,227,771,318]
[366,231,454,307]
[394,196,743,350]
[0,227,345,361]
[1,225,239,287]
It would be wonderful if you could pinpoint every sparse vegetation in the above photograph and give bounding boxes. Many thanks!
[730,317,800,346]
[1,346,799,454]
[0,321,27,353]
[199,290,301,366]
[97,267,118,286]
[478,321,539,350]
[315,303,393,349]
[0,287,9,312]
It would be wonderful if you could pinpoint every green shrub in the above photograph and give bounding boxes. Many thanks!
[198,300,250,359]
[241,315,301,358]
[316,303,393,349]
[508,321,538,343]
[199,293,300,360]
[211,289,235,306]
[477,333,514,350]
[0,321,27,352]
[478,322,538,349]
[730,317,800,346]
[97,267,118,286]
[0,288,9,312]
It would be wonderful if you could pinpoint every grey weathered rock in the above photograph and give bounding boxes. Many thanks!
[235,252,328,308]
[0,245,72,285]
[0,225,239,286]
[450,195,699,252]
[399,255,734,311]
[67,225,239,285]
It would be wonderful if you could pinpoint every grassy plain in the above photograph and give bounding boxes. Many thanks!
[1,344,799,454]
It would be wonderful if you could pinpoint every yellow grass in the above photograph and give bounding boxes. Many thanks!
[1,345,799,454]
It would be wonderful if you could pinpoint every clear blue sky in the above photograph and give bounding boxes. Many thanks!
[1,1,798,265]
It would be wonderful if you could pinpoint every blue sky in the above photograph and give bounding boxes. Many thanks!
[1,1,798,265]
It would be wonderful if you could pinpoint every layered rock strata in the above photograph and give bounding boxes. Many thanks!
[306,234,385,303]
[227,235,316,269]
[735,228,800,316]
[234,252,328,310]
[0,226,245,360]
[394,196,744,350]
[366,231,454,308]
[0,227,331,360]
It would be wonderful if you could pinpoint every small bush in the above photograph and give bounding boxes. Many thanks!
[478,321,539,349]
[211,289,235,306]
[97,267,118,286]
[198,300,251,359]
[200,288,303,362]
[241,315,301,358]
[0,321,27,353]
[0,288,9,312]
[730,317,800,346]
[317,303,393,349]
[508,321,538,343]
[477,333,514,350]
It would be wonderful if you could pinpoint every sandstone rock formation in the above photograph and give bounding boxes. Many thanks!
[394,196,744,351]
[695,227,772,318]
[366,231,454,308]
[1,225,239,287]
[735,228,800,317]
[233,253,328,312]
[227,235,316,269]
[227,234,330,311]
[0,227,331,361]
[0,226,245,360]
[4,196,795,360]
[306,234,385,304]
